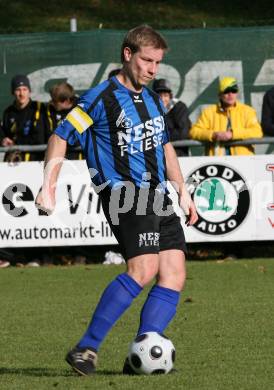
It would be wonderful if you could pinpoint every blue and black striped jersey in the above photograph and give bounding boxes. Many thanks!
[54,76,170,189]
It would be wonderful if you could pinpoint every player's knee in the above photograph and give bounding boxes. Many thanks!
[158,268,186,291]
[141,270,158,287]
[127,254,159,287]
[127,263,158,287]
[129,269,158,287]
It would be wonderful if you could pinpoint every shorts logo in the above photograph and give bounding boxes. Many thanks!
[187,164,250,235]
[116,109,133,129]
[138,232,160,247]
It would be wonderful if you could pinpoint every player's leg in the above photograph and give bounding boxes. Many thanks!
[66,253,159,375]
[123,249,185,375]
[66,189,162,376]
[137,212,187,336]
[66,270,144,376]
[76,254,158,352]
[137,249,185,335]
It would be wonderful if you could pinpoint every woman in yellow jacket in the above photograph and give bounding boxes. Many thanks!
[189,77,263,156]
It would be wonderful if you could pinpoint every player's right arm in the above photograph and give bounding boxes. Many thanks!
[35,84,105,214]
[35,134,67,214]
[164,142,198,226]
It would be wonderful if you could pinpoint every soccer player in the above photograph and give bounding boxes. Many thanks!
[35,25,198,375]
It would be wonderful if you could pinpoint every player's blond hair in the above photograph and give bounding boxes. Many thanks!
[121,25,168,63]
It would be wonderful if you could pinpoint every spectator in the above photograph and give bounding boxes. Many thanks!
[45,82,77,139]
[45,81,80,160]
[261,86,274,136]
[152,78,191,156]
[0,75,46,161]
[0,123,5,147]
[190,77,263,155]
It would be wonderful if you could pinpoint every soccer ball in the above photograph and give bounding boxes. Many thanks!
[127,332,175,375]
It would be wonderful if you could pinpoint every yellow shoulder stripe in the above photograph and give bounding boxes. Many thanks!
[67,106,93,134]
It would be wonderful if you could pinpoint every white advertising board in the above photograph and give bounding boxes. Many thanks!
[0,160,116,247]
[0,155,274,247]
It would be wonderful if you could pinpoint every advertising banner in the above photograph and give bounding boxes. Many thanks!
[1,155,274,247]
[0,160,116,247]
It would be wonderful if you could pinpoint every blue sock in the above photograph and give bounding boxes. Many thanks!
[77,273,142,351]
[137,285,180,335]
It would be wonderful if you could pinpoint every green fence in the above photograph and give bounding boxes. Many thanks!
[1,27,274,121]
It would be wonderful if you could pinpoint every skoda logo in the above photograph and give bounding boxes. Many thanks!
[187,164,250,235]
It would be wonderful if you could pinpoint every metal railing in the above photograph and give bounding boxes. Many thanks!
[0,137,274,154]
[172,137,274,148]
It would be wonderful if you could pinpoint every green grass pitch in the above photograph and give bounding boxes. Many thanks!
[0,259,273,390]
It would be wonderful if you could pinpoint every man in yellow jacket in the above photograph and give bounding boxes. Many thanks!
[190,77,263,156]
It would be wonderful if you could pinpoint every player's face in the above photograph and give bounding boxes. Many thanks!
[14,86,31,108]
[125,45,164,88]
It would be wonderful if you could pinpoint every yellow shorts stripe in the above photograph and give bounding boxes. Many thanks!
[67,106,93,134]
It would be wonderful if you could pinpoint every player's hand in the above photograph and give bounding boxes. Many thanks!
[179,187,198,226]
[184,199,199,226]
[35,188,56,215]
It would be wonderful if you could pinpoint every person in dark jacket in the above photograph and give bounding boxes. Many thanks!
[261,87,274,136]
[0,74,46,161]
[152,78,191,156]
[0,124,5,144]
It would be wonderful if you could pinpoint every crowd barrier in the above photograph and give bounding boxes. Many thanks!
[1,137,274,154]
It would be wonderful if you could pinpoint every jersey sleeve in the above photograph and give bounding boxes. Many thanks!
[54,88,103,145]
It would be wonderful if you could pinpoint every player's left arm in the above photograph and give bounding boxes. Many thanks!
[164,142,198,225]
